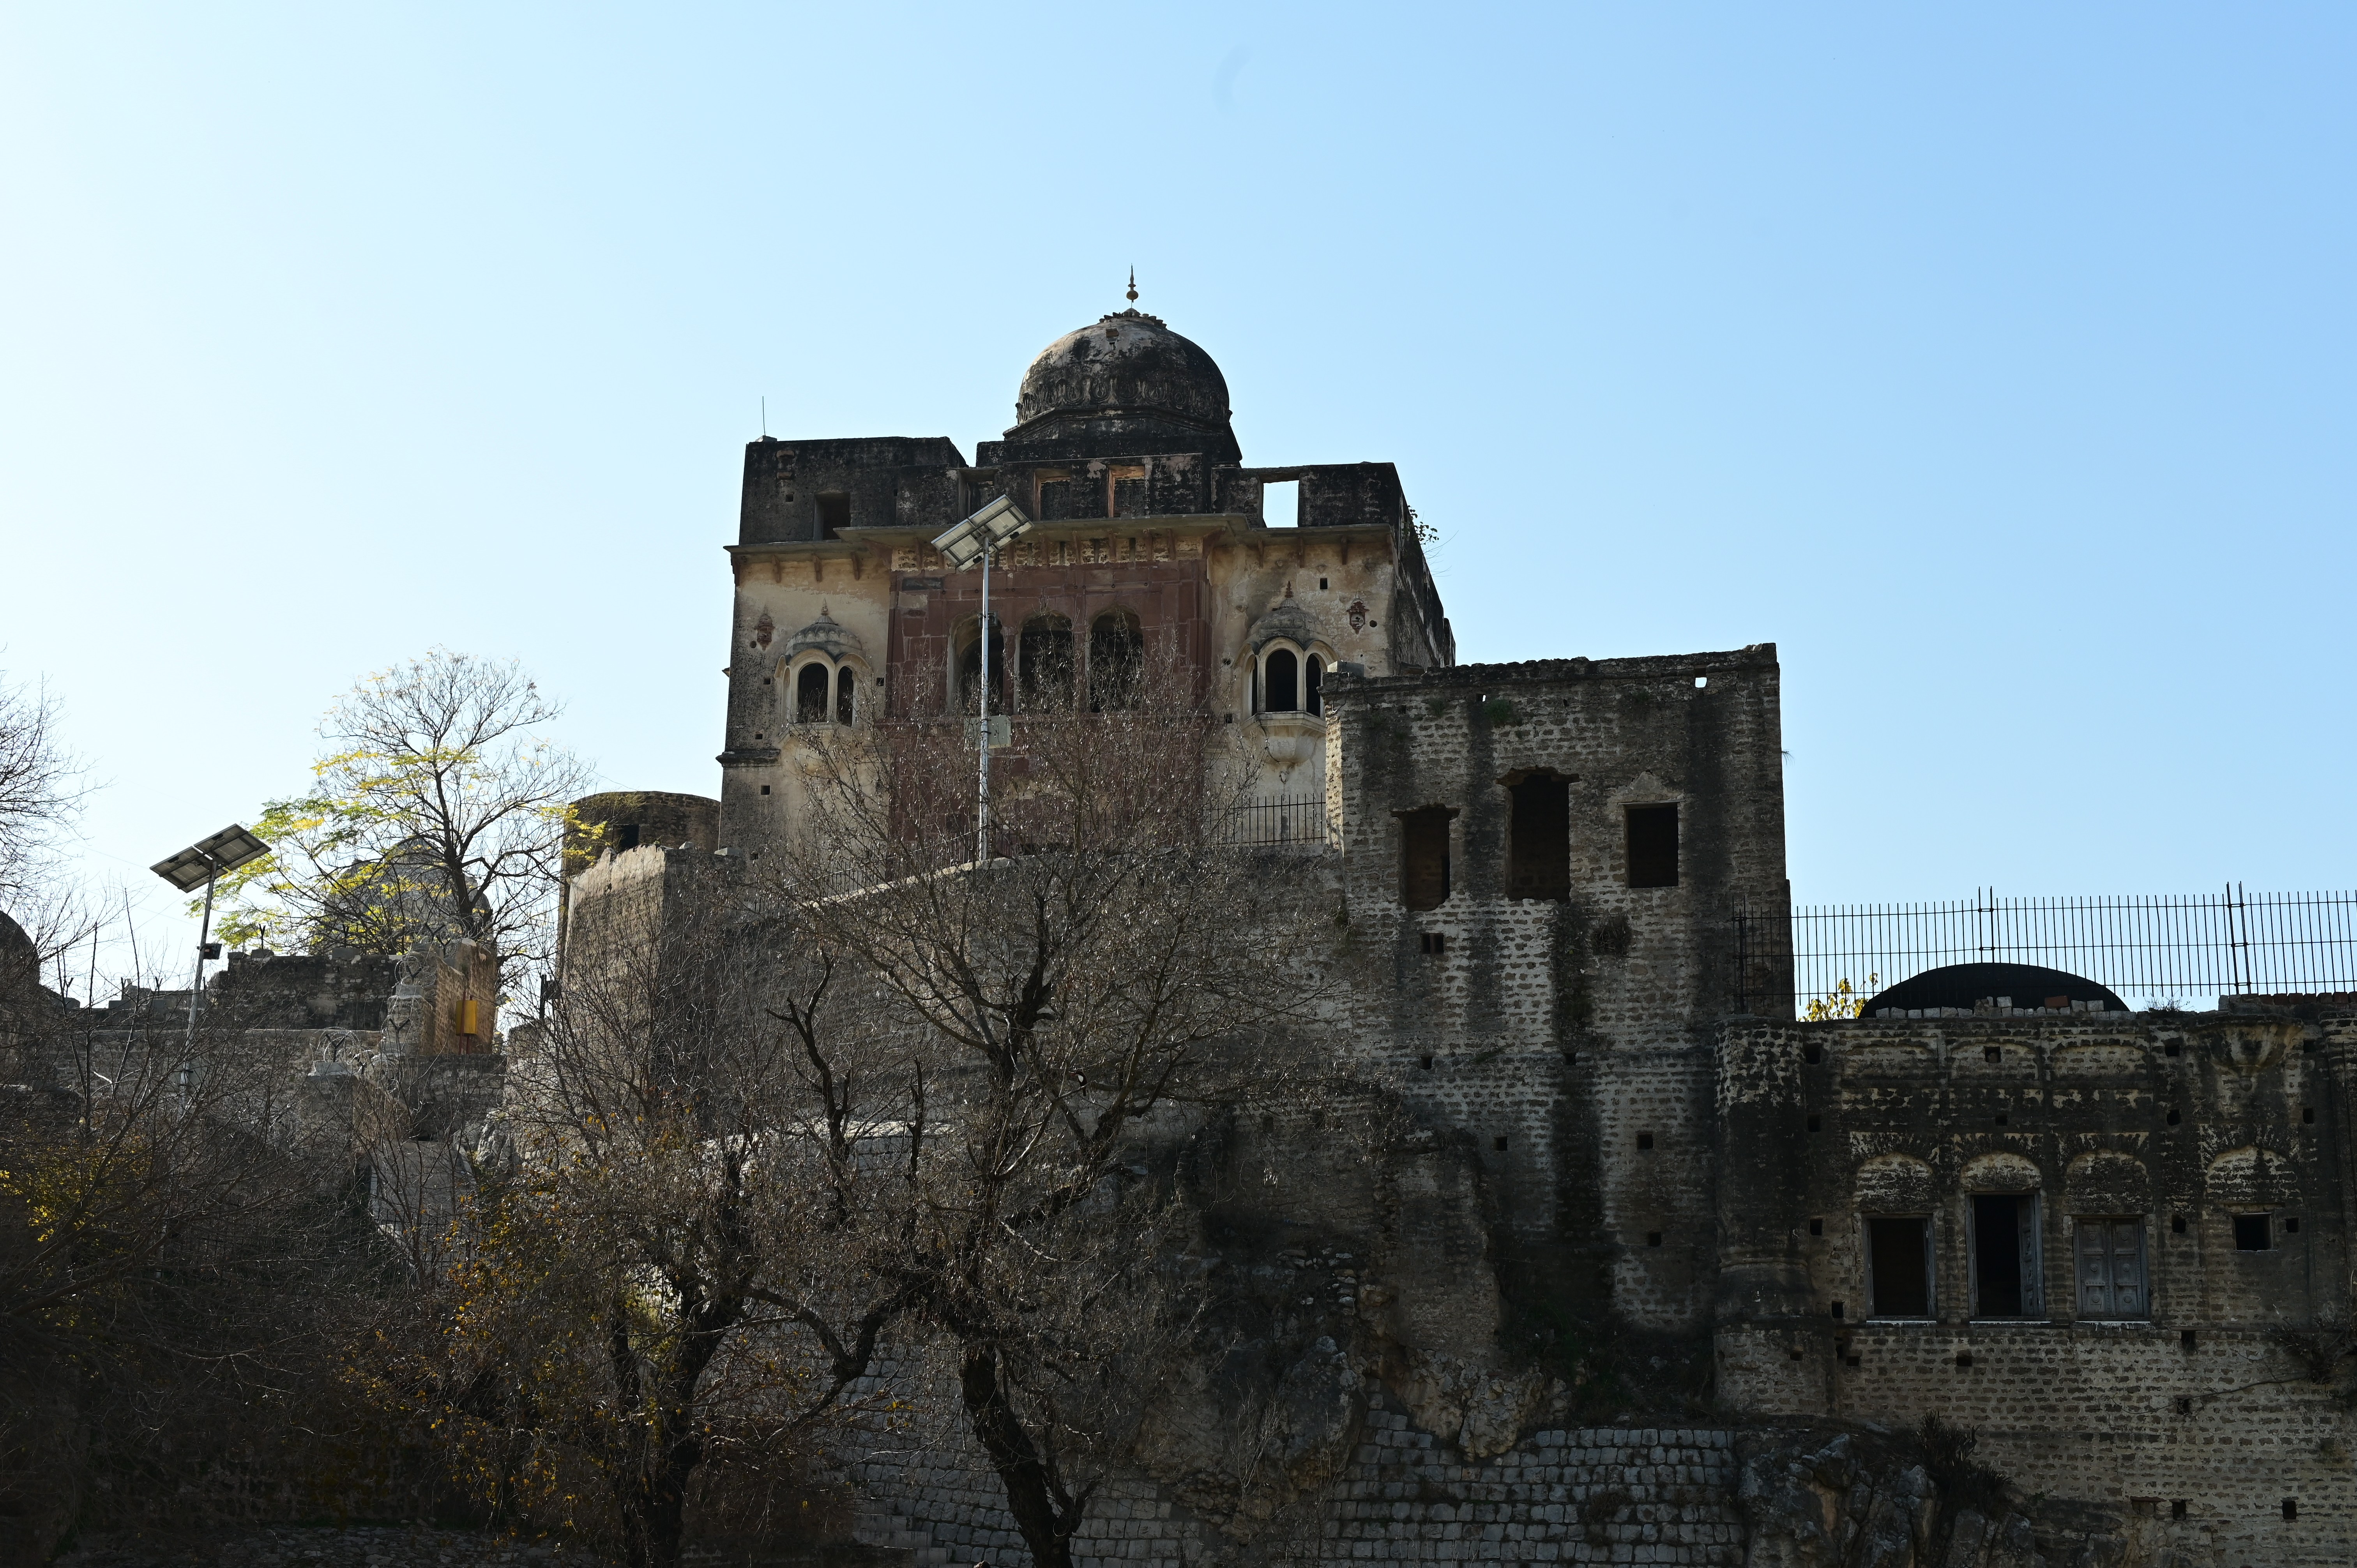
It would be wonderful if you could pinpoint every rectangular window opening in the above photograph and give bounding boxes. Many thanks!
[615,823,641,851]
[1867,1215,1932,1319]
[2234,1213,2272,1251]
[2074,1215,2147,1319]
[816,491,851,539]
[1626,803,1680,888]
[1110,464,1150,519]
[1399,807,1454,911]
[1506,774,1571,901]
[1262,478,1299,528]
[1973,1194,2042,1317]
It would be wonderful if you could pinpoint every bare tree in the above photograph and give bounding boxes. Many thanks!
[375,862,910,1568]
[0,671,85,909]
[212,650,593,993]
[775,673,1331,1568]
[0,932,372,1560]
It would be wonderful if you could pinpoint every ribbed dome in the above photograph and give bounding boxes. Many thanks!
[1013,311,1232,435]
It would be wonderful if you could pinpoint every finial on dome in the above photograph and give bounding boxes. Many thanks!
[1126,267,1138,304]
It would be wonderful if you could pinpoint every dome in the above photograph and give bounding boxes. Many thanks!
[1863,964,2127,1015]
[1006,310,1236,457]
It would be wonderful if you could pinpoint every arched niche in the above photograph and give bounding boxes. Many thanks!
[2205,1146,2302,1209]
[1961,1151,2044,1194]
[2064,1151,2151,1215]
[1856,1153,1936,1214]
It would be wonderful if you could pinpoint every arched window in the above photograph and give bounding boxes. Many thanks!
[1264,648,1300,712]
[1306,655,1325,715]
[1019,614,1075,712]
[797,662,831,724]
[836,667,856,726]
[956,618,1004,715]
[1088,611,1143,712]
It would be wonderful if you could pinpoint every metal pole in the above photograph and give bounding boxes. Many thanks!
[186,861,217,1051]
[977,542,991,865]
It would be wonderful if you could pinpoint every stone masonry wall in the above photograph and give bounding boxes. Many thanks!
[850,1399,1743,1568]
[1324,649,1788,1333]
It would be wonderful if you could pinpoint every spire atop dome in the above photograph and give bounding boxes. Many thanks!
[1126,267,1138,305]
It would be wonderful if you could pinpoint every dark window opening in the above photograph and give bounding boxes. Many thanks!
[2285,1215,2300,1233]
[1419,932,1448,955]
[1984,1046,2003,1064]
[2171,1501,2187,1520]
[1035,470,1075,521]
[1646,1231,1663,1247]
[2283,1499,2298,1522]
[1562,1050,1578,1065]
[816,491,850,538]
[1019,615,1075,712]
[2302,1106,2315,1124]
[2172,1215,2187,1234]
[1809,1218,1824,1236]
[1830,1301,1844,1318]
[1110,465,1148,518]
[2181,1329,2197,1351]
[1318,576,1329,590]
[1399,807,1455,911]
[1306,655,1325,715]
[1954,1352,1973,1368]
[1418,1054,1433,1070]
[1493,1135,1508,1152]
[1804,1044,1823,1064]
[1088,611,1143,711]
[2234,1213,2271,1251]
[797,662,832,723]
[2166,1107,2181,1126]
[615,823,641,851]
[957,620,1005,715]
[1636,1132,1654,1151]
[1973,1194,2040,1317]
[1806,1114,1822,1133]
[1263,647,1300,712]
[1506,774,1571,902]
[1626,803,1679,888]
[2164,1040,2181,1057]
[2175,1395,2193,1414]
[1868,1216,1932,1318]
[1994,1112,2009,1126]
[760,784,771,795]
[836,669,855,725]
[2075,1216,2146,1319]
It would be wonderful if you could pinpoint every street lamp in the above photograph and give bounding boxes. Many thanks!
[151,823,271,1051]
[930,495,1034,864]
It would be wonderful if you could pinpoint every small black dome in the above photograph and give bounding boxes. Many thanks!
[1002,311,1239,461]
[1864,963,2127,1015]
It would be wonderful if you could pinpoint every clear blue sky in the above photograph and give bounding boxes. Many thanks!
[5,4,2353,975]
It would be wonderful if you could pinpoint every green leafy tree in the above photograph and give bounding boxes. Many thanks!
[1803,972,1879,1021]
[207,651,592,989]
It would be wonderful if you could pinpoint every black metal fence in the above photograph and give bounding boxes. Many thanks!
[1224,795,1331,851]
[1747,887,2357,1014]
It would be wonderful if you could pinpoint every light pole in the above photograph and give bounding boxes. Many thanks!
[151,824,272,1052]
[930,496,1035,864]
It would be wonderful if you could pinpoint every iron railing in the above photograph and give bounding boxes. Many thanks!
[1739,888,2357,1015]
[1224,795,1332,851]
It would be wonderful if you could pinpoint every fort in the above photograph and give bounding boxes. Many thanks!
[23,299,2355,1567]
